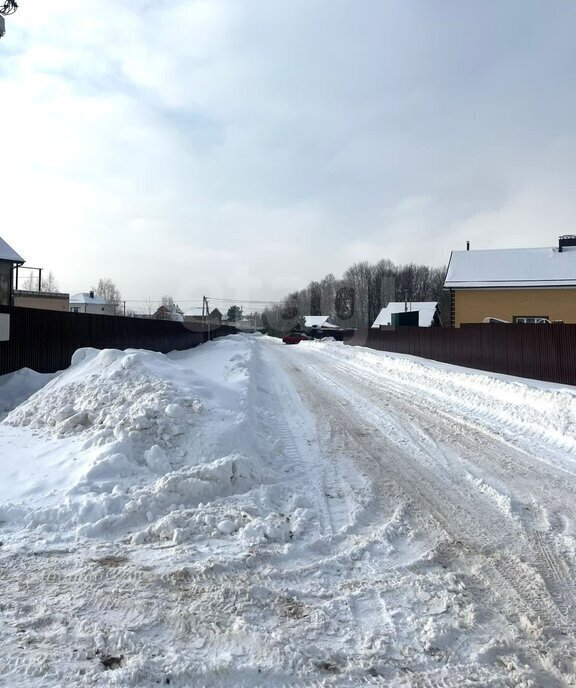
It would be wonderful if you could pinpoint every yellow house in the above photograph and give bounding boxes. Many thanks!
[444,236,576,327]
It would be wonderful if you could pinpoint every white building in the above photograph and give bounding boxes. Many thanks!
[372,302,440,328]
[70,291,116,315]
[304,315,339,330]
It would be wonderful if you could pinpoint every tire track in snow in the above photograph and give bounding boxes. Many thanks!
[258,346,348,540]
[272,341,576,683]
[323,357,575,632]
[528,530,576,621]
[299,347,576,635]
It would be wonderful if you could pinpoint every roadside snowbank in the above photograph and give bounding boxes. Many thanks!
[0,337,311,548]
[304,339,576,453]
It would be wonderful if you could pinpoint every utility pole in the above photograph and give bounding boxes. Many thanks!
[203,296,211,341]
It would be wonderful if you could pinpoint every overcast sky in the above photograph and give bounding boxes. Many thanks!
[1,1,576,308]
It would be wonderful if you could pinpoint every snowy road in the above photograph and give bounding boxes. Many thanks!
[1,335,576,686]
[267,338,576,686]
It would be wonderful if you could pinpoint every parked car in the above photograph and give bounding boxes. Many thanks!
[282,332,312,345]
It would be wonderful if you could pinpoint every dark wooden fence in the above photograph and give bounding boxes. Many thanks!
[346,324,576,386]
[0,306,238,376]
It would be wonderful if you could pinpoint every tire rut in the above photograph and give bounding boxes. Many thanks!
[276,345,576,682]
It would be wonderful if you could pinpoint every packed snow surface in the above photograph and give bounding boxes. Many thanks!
[1,334,576,686]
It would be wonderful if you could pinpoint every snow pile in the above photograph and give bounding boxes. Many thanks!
[1,338,308,546]
[0,367,54,418]
[5,348,205,449]
[306,339,576,453]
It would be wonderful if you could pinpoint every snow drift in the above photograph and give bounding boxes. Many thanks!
[0,337,311,549]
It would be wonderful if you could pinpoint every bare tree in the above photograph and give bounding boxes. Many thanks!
[92,278,121,314]
[20,273,37,291]
[20,269,59,293]
[341,261,372,328]
[266,255,448,332]
[41,271,59,293]
[319,273,338,319]
[92,278,120,302]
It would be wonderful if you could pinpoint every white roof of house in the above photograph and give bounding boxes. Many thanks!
[304,315,339,329]
[70,292,108,305]
[372,302,438,328]
[0,236,24,263]
[445,246,576,288]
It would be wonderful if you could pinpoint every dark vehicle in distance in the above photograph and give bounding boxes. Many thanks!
[282,332,312,345]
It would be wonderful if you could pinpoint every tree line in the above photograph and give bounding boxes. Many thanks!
[263,259,449,331]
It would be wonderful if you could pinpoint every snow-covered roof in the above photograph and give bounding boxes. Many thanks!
[0,236,24,264]
[372,302,438,328]
[70,292,108,305]
[304,315,339,329]
[445,246,576,288]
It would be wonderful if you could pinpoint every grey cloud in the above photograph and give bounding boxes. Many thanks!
[1,0,576,303]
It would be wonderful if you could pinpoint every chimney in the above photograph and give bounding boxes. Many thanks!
[558,235,576,253]
[466,241,470,251]
[89,290,94,299]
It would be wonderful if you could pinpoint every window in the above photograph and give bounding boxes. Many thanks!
[71,307,79,313]
[513,316,549,324]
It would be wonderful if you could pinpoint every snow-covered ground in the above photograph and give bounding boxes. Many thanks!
[1,334,576,686]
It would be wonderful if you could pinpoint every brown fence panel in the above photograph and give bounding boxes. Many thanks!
[353,324,576,387]
[0,306,237,376]
[405,327,422,356]
[516,324,546,383]
[478,323,496,374]
[435,327,454,365]
[556,325,576,386]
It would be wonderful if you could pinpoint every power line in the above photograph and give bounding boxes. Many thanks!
[122,299,204,304]
[119,296,286,315]
[207,297,284,305]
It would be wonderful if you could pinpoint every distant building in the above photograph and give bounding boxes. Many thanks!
[153,304,184,322]
[444,236,576,326]
[372,302,441,328]
[183,307,222,325]
[70,291,116,315]
[14,290,70,312]
[304,315,339,330]
[0,236,24,307]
